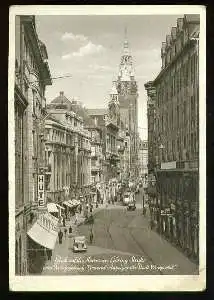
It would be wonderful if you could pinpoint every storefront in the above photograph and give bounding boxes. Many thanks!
[27,213,58,274]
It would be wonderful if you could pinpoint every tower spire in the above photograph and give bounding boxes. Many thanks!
[123,26,129,55]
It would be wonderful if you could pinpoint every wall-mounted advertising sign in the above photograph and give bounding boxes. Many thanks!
[38,173,45,209]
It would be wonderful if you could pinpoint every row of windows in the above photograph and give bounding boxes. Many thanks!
[47,152,77,191]
[65,114,82,129]
[157,52,198,107]
[23,37,39,74]
[106,134,117,153]
[15,103,24,209]
[159,131,199,162]
[157,94,198,133]
[45,128,91,151]
[162,27,190,69]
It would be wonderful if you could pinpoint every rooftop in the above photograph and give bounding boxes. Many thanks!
[185,14,200,23]
[50,91,72,106]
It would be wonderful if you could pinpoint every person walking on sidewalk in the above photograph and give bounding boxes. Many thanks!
[47,249,52,261]
[89,230,94,244]
[58,229,63,244]
[64,227,67,238]
[69,226,72,234]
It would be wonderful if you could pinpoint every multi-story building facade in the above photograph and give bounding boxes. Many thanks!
[138,140,148,179]
[15,15,52,274]
[46,92,92,202]
[116,127,130,182]
[145,14,199,262]
[87,126,103,184]
[114,35,139,178]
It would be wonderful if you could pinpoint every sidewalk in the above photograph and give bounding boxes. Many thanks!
[128,211,199,275]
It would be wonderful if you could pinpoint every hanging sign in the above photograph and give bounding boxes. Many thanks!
[38,173,45,208]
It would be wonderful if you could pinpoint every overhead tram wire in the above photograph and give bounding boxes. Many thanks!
[29,74,73,84]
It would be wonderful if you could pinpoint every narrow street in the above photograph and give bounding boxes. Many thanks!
[42,188,198,275]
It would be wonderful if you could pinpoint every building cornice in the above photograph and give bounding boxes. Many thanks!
[22,16,52,86]
[153,38,197,84]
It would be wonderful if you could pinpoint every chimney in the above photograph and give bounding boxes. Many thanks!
[60,91,64,96]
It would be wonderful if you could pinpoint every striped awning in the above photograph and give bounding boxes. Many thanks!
[27,213,58,250]
[63,201,73,207]
[56,204,65,210]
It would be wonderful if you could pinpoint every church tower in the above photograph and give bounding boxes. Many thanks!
[115,29,139,177]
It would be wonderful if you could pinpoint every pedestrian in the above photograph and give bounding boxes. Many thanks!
[63,218,65,227]
[47,249,52,261]
[143,207,146,216]
[79,205,82,214]
[69,226,72,234]
[58,229,63,244]
[150,220,154,230]
[89,231,94,244]
[64,227,67,238]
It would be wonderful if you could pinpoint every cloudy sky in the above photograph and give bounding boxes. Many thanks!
[36,15,182,139]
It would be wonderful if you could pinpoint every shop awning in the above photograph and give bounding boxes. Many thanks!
[56,204,65,210]
[63,201,73,207]
[47,203,58,213]
[68,199,80,206]
[27,213,58,250]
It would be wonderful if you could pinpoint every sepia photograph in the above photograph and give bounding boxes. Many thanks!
[9,5,206,291]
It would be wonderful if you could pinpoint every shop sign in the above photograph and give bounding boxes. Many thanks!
[38,174,45,209]
[161,161,176,170]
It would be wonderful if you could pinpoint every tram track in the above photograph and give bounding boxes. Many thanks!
[102,210,164,275]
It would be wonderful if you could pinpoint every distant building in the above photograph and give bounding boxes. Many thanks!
[114,34,139,178]
[138,140,148,178]
[145,14,199,262]
[46,92,92,202]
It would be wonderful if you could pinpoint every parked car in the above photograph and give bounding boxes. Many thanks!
[127,202,136,211]
[73,236,87,253]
